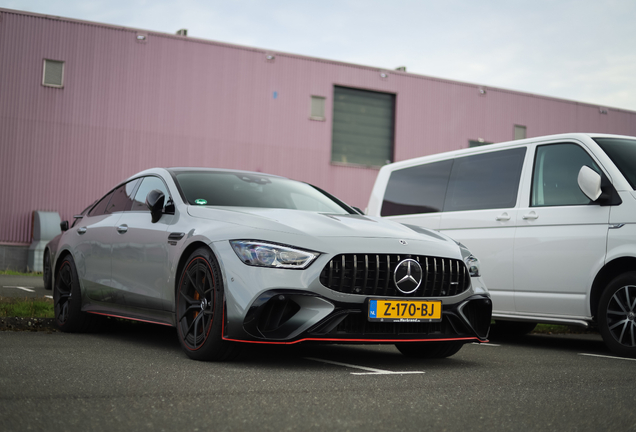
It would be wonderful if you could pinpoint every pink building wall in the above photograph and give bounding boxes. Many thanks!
[2,8,636,244]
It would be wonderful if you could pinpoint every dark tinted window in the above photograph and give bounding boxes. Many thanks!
[444,147,526,212]
[531,143,600,207]
[174,171,351,214]
[131,176,171,212]
[381,160,453,216]
[104,179,140,214]
[88,191,114,216]
[595,138,636,189]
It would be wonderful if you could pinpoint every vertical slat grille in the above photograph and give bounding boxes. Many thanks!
[319,254,470,297]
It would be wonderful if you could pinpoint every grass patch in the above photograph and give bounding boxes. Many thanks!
[0,297,54,318]
[0,269,43,276]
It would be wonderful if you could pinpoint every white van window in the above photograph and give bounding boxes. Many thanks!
[531,143,600,207]
[444,148,526,212]
[595,138,636,189]
[381,160,453,216]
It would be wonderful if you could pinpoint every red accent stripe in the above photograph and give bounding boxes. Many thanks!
[221,336,483,345]
[86,311,172,326]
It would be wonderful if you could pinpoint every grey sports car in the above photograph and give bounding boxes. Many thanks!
[47,168,491,361]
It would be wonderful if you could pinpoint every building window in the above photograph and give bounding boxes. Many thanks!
[514,125,527,140]
[468,139,493,148]
[42,59,64,88]
[331,86,395,167]
[310,96,326,121]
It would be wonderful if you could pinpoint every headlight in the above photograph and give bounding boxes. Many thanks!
[230,240,319,269]
[456,241,481,277]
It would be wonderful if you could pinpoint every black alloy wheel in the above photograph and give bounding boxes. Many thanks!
[599,272,636,357]
[53,256,96,332]
[176,248,240,361]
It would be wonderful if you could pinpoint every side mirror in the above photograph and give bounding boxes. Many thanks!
[145,189,165,223]
[578,166,602,201]
[60,221,69,232]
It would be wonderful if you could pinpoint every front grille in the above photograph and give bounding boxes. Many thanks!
[319,254,470,297]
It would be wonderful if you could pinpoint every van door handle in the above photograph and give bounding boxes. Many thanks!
[496,212,511,221]
[116,225,128,234]
[522,212,539,220]
[77,227,87,234]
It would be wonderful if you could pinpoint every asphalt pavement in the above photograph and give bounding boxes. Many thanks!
[0,274,48,298]
[1,321,635,432]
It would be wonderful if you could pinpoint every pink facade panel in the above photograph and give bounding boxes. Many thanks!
[2,8,636,244]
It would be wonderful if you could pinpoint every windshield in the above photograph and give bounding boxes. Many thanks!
[595,138,636,189]
[173,171,353,214]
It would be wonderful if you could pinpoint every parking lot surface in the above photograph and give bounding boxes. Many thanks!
[1,320,635,432]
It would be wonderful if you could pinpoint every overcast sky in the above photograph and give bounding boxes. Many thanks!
[4,0,636,111]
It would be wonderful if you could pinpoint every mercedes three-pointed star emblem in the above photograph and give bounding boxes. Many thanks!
[393,258,423,294]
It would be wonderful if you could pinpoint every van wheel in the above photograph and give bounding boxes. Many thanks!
[395,341,464,358]
[598,272,636,358]
[490,320,537,338]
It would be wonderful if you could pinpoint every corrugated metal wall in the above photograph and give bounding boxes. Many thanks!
[2,8,636,244]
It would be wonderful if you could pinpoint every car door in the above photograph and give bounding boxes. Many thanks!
[513,142,610,318]
[74,180,140,303]
[439,147,527,314]
[110,176,175,311]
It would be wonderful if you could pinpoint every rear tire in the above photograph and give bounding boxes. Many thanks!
[54,256,97,332]
[395,341,464,358]
[598,272,636,358]
[43,250,52,291]
[176,247,241,361]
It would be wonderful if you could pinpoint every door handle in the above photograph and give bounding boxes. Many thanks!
[77,227,87,234]
[522,212,539,220]
[116,225,128,234]
[496,212,511,221]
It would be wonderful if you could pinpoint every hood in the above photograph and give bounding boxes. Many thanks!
[187,206,448,244]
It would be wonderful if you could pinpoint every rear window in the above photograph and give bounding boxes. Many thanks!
[595,138,636,189]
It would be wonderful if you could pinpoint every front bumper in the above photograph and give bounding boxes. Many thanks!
[225,291,491,344]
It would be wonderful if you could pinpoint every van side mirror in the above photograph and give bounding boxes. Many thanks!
[577,166,602,201]
[145,189,165,223]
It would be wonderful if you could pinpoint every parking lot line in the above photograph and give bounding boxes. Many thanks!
[305,357,425,375]
[2,286,35,292]
[472,342,500,346]
[578,353,636,361]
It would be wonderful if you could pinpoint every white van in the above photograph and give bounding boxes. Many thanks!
[368,133,636,356]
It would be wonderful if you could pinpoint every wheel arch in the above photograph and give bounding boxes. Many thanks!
[591,257,636,319]
[174,241,217,294]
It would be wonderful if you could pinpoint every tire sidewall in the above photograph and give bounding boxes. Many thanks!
[598,272,636,357]
[176,247,232,361]
[54,256,84,332]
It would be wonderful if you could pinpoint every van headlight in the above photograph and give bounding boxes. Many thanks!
[230,240,319,269]
[457,241,481,277]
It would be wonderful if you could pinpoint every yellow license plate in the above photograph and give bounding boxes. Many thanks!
[368,299,442,322]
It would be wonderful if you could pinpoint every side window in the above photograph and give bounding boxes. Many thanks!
[444,147,526,212]
[131,176,171,212]
[531,143,601,207]
[104,179,140,214]
[381,160,453,216]
[88,191,114,216]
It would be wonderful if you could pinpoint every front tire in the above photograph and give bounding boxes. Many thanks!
[395,341,464,358]
[54,256,96,332]
[598,272,636,358]
[176,248,240,361]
